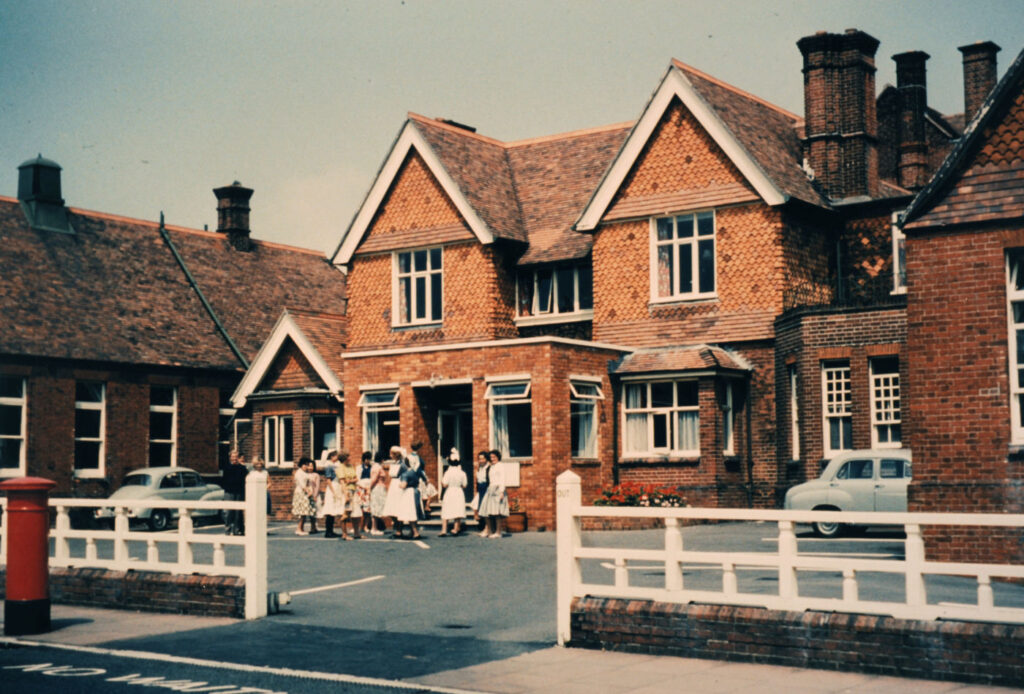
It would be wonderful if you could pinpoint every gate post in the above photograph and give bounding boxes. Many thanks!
[0,477,56,635]
[556,469,581,646]
[244,470,268,619]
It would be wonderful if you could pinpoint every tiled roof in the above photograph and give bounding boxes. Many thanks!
[672,61,828,208]
[0,197,347,371]
[287,309,347,378]
[612,344,753,374]
[903,47,1024,231]
[595,309,777,348]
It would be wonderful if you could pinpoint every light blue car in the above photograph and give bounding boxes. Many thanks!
[95,467,225,531]
[783,449,913,537]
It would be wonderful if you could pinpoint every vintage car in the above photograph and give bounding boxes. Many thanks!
[783,449,913,537]
[95,466,225,531]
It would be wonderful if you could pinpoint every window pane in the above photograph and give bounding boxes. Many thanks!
[625,383,646,409]
[677,411,699,451]
[571,401,596,457]
[625,413,648,452]
[150,443,173,467]
[415,276,426,319]
[150,386,174,407]
[399,276,411,323]
[362,390,398,405]
[676,381,698,407]
[182,472,201,487]
[429,247,442,269]
[431,272,443,321]
[0,439,22,468]
[651,382,673,408]
[74,441,101,470]
[282,417,294,462]
[398,252,410,273]
[150,411,173,440]
[556,267,574,313]
[829,419,843,451]
[698,239,715,293]
[160,472,182,488]
[676,215,694,238]
[75,409,102,438]
[537,269,553,313]
[414,249,427,272]
[657,245,673,297]
[505,402,532,458]
[678,244,693,294]
[578,264,593,310]
[0,404,22,436]
[517,271,534,316]
[842,418,853,449]
[889,424,902,443]
[265,420,277,463]
[652,412,668,448]
[1014,302,1024,324]
[1013,253,1024,291]
[489,382,529,398]
[656,217,673,241]
[571,381,601,398]
[75,382,103,403]
[697,211,714,236]
[0,376,23,398]
[312,416,337,461]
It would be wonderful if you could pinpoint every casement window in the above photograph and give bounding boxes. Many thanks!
[516,264,594,323]
[485,378,532,459]
[821,362,852,456]
[623,380,700,457]
[218,391,235,471]
[570,378,603,458]
[651,210,715,301]
[870,357,901,448]
[0,376,27,476]
[264,414,294,466]
[74,382,105,477]
[722,382,735,456]
[359,388,400,457]
[149,386,177,467]
[789,365,801,461]
[892,217,907,294]
[1007,251,1024,443]
[394,247,442,326]
[311,414,342,461]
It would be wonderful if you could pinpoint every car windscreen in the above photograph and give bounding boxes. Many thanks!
[122,474,151,487]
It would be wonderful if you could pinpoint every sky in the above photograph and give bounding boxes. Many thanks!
[2,0,1022,256]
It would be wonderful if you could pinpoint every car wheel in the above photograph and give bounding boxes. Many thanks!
[811,507,843,538]
[148,509,170,532]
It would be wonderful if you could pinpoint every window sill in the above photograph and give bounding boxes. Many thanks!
[618,456,700,467]
[73,470,106,479]
[1008,445,1024,462]
[0,468,27,478]
[391,321,443,332]
[648,296,718,309]
[515,310,593,327]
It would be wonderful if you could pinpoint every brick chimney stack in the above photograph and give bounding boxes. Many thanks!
[959,41,1001,124]
[798,29,881,200]
[213,181,254,252]
[893,51,930,190]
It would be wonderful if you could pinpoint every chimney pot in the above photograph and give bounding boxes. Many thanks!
[213,182,254,251]
[959,41,1001,123]
[893,51,930,190]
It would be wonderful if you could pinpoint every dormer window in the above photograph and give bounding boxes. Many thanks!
[650,210,715,302]
[516,263,593,325]
[393,247,442,326]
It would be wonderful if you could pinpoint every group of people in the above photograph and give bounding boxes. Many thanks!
[291,444,511,539]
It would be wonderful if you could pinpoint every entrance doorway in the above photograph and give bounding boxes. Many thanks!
[437,409,473,496]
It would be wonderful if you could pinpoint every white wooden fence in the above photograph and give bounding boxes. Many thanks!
[556,470,1024,645]
[0,473,268,619]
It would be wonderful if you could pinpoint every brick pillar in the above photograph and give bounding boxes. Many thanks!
[893,51,929,191]
[959,41,1001,123]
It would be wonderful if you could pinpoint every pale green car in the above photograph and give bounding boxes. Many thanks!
[95,467,225,531]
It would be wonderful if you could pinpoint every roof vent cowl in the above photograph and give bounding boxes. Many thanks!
[213,181,254,252]
[17,155,74,234]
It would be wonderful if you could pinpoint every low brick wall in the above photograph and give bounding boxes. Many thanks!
[571,597,1024,688]
[581,517,664,531]
[0,568,244,618]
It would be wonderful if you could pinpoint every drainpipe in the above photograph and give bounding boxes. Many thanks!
[745,377,754,508]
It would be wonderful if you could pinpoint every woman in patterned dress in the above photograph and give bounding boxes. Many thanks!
[291,457,316,535]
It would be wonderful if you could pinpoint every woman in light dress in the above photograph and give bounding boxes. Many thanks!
[438,447,467,536]
[381,446,407,535]
[336,452,362,540]
[368,450,388,535]
[318,459,346,538]
[478,449,509,538]
[291,457,316,535]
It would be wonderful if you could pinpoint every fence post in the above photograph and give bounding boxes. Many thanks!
[244,470,268,620]
[664,518,683,591]
[778,520,797,600]
[905,523,926,607]
[556,469,581,646]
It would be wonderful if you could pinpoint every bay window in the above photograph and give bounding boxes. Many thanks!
[652,210,715,301]
[264,414,294,466]
[486,379,532,459]
[394,247,442,326]
[623,379,700,456]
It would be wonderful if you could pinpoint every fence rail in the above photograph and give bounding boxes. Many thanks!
[0,473,268,619]
[555,470,1024,645]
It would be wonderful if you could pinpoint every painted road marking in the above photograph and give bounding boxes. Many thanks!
[288,574,385,597]
[0,639,485,694]
[413,539,430,550]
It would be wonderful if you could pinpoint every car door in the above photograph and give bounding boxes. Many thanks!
[875,457,911,512]
[179,470,207,514]
[158,471,187,516]
[829,459,876,511]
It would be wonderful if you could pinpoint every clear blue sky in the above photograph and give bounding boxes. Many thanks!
[2,0,1021,254]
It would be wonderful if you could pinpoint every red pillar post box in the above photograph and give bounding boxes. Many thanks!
[1,477,56,635]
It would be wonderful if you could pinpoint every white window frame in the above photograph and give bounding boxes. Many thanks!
[1007,251,1024,443]
[360,388,400,456]
[570,377,603,459]
[392,247,443,327]
[515,264,594,326]
[789,365,801,461]
[870,357,902,449]
[821,362,852,457]
[622,379,700,457]
[310,414,342,460]
[485,377,532,460]
[149,385,177,467]
[263,414,294,467]
[0,376,27,477]
[650,210,716,303]
[722,381,735,456]
[892,214,907,295]
[73,382,106,478]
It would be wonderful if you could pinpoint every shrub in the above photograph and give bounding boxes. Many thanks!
[593,482,687,507]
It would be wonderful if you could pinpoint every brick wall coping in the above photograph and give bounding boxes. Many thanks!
[342,335,635,359]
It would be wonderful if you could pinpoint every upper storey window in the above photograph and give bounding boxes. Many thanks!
[651,210,716,302]
[516,263,593,324]
[393,247,443,326]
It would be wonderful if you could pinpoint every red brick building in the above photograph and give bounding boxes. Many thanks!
[0,162,346,497]
[900,45,1024,561]
[231,28,1001,530]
